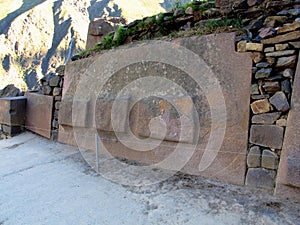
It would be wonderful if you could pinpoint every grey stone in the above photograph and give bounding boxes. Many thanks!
[55,101,61,110]
[264,47,274,53]
[276,118,287,127]
[42,85,52,95]
[173,9,184,17]
[49,76,61,87]
[250,125,284,149]
[246,168,276,189]
[262,150,278,170]
[276,55,297,67]
[247,146,261,168]
[281,80,291,95]
[53,87,62,96]
[289,41,300,49]
[52,119,59,129]
[265,50,295,57]
[256,62,270,68]
[283,68,294,78]
[269,91,290,112]
[252,112,281,124]
[255,68,272,79]
[247,0,258,7]
[251,84,260,95]
[0,96,27,127]
[251,94,270,100]
[288,9,300,16]
[252,67,258,74]
[258,27,276,39]
[262,82,280,93]
[2,125,22,136]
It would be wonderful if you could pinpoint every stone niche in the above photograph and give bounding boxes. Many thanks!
[59,33,252,185]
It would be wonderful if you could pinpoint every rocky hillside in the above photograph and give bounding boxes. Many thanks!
[0,0,191,90]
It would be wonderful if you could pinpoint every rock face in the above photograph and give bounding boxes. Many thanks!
[0,0,187,90]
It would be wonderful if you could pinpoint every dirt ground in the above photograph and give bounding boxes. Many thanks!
[0,132,299,225]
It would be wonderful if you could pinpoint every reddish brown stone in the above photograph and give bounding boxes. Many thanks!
[24,92,54,139]
[251,99,273,114]
[275,52,300,201]
[58,33,252,185]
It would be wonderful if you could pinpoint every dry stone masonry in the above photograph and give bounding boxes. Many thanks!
[64,0,300,198]
[233,1,300,190]
[0,0,300,201]
[39,65,65,140]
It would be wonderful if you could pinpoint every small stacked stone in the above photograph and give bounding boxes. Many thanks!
[40,65,65,140]
[236,1,300,190]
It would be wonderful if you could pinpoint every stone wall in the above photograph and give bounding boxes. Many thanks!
[58,0,300,200]
[228,0,300,196]
[40,65,65,140]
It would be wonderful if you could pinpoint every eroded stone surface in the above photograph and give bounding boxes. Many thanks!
[58,33,252,185]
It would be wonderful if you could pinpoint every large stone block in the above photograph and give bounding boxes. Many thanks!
[24,92,54,139]
[95,95,131,133]
[246,168,276,190]
[0,96,26,126]
[275,52,300,201]
[250,125,284,149]
[59,33,252,185]
[59,99,93,128]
